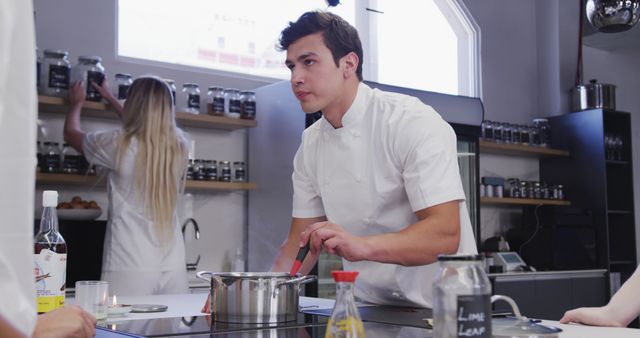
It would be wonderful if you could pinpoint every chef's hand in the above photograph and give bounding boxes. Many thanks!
[201,294,211,314]
[90,77,124,117]
[33,305,97,338]
[68,82,86,109]
[559,306,625,327]
[301,221,372,262]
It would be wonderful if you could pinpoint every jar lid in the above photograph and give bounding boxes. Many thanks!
[220,160,231,164]
[78,55,102,63]
[164,79,175,84]
[332,270,358,282]
[43,49,69,58]
[208,86,224,90]
[115,73,132,78]
[183,83,199,88]
[226,88,240,93]
[532,118,548,123]
[437,254,484,261]
[233,161,244,165]
[240,90,255,95]
[204,160,213,163]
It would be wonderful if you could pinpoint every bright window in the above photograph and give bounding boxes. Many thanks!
[117,0,480,96]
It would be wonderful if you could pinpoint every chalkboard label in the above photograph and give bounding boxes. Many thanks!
[188,94,200,109]
[457,294,491,338]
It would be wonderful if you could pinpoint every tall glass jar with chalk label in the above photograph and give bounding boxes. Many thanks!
[72,56,105,102]
[182,83,201,114]
[225,88,241,118]
[41,49,71,97]
[433,254,491,338]
[113,73,133,102]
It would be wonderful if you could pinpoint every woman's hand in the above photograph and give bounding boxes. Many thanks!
[68,82,86,109]
[91,77,124,117]
[559,306,625,327]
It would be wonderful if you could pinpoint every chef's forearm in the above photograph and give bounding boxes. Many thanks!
[364,201,461,266]
[606,265,640,326]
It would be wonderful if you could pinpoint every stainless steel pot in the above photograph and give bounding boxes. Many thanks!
[572,79,616,111]
[196,271,316,324]
[586,0,639,33]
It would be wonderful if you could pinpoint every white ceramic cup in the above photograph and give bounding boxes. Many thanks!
[75,280,109,320]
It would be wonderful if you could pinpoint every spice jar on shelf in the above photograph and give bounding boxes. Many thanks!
[113,73,133,102]
[225,89,241,119]
[219,161,232,182]
[61,143,82,174]
[240,90,256,120]
[72,56,105,102]
[41,49,71,97]
[233,161,246,182]
[42,142,61,173]
[204,160,218,181]
[182,83,201,114]
[207,86,225,116]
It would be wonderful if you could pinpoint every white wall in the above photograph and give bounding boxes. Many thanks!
[33,0,273,275]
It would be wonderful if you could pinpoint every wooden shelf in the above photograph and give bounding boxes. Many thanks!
[36,173,256,191]
[481,197,571,206]
[38,95,257,130]
[479,140,570,157]
[605,160,630,165]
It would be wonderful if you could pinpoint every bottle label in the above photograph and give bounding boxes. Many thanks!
[48,65,70,89]
[229,99,242,114]
[213,97,225,112]
[456,294,491,338]
[118,84,130,100]
[242,101,256,118]
[188,94,200,109]
[86,71,105,101]
[34,249,67,313]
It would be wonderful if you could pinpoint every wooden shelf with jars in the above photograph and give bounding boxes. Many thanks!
[479,140,570,157]
[36,173,257,191]
[38,95,257,130]
[480,197,571,206]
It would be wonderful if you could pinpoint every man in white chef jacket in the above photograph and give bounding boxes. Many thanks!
[0,0,95,336]
[271,11,478,308]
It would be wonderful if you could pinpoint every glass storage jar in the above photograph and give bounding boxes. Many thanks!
[502,123,512,144]
[481,120,493,141]
[42,142,61,173]
[207,86,225,116]
[72,56,105,102]
[204,160,218,181]
[224,88,241,118]
[533,118,551,148]
[433,255,491,338]
[182,83,201,114]
[233,161,246,182]
[186,159,194,180]
[193,159,205,180]
[240,90,256,120]
[41,49,71,97]
[61,143,82,174]
[219,160,232,182]
[165,79,177,106]
[520,125,530,146]
[113,73,133,102]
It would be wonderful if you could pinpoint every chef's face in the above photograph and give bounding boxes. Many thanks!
[285,32,345,114]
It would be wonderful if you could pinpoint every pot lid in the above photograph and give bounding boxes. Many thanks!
[492,317,562,338]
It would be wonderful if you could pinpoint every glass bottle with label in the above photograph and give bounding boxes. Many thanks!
[225,88,241,118]
[113,73,133,102]
[165,79,177,106]
[182,83,201,114]
[42,142,61,173]
[432,255,491,338]
[240,90,256,120]
[207,86,225,116]
[41,49,71,97]
[34,190,67,313]
[325,271,364,338]
[204,160,218,181]
[72,56,105,102]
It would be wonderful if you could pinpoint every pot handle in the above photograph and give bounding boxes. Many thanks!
[491,295,522,319]
[196,271,222,287]
[276,275,317,288]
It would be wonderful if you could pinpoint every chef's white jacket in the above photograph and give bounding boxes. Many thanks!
[292,83,477,308]
[83,130,188,293]
[0,0,38,335]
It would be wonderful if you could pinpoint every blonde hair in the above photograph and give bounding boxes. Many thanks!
[115,76,187,244]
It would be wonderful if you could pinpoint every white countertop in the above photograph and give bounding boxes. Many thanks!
[87,293,640,337]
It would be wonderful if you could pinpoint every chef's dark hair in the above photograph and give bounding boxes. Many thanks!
[278,11,363,81]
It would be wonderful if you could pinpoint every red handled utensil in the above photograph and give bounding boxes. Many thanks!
[289,242,310,276]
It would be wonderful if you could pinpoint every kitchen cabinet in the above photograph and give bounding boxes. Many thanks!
[37,96,257,192]
[541,109,638,289]
[491,270,608,320]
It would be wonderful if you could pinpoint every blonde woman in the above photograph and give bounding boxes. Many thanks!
[64,76,190,295]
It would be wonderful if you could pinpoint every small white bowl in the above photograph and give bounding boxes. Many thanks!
[107,304,132,316]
